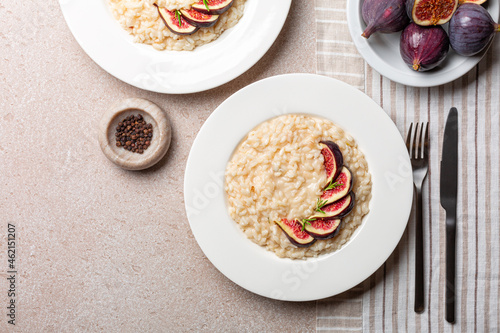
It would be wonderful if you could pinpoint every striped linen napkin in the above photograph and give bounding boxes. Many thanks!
[314,1,500,332]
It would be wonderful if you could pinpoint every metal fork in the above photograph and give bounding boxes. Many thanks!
[406,122,429,314]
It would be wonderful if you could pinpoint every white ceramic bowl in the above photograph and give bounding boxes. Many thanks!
[347,0,499,87]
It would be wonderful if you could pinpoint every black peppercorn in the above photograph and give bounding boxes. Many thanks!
[115,114,153,154]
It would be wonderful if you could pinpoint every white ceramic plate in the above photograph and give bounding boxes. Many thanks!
[59,0,291,94]
[184,74,413,301]
[347,1,499,87]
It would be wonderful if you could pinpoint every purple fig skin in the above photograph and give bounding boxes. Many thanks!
[400,23,449,71]
[449,3,500,56]
[406,0,415,21]
[362,0,410,38]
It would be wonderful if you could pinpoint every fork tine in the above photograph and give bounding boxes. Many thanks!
[412,123,419,159]
[418,122,425,159]
[406,123,413,158]
[423,122,429,159]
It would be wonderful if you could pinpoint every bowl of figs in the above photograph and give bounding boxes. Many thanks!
[347,0,499,87]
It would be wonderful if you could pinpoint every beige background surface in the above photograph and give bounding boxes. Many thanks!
[0,0,317,331]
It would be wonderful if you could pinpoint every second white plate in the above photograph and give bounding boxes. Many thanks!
[59,0,291,94]
[184,73,413,301]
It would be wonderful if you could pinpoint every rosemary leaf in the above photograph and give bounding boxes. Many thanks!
[175,10,182,27]
[325,181,344,191]
[301,218,316,231]
[315,198,328,212]
[203,0,210,11]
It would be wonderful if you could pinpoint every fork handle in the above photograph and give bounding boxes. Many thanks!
[414,185,424,313]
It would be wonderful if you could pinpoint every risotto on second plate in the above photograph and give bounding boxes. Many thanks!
[108,0,246,51]
[224,114,372,259]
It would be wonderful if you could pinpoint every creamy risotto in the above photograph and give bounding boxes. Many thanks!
[224,114,372,259]
[108,0,246,51]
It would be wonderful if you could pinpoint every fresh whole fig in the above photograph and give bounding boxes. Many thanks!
[400,23,449,71]
[449,3,500,56]
[406,0,415,20]
[361,0,410,38]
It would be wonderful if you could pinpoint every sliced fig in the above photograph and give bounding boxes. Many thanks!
[304,218,341,240]
[275,219,316,248]
[157,6,199,35]
[320,166,353,205]
[361,0,410,38]
[180,8,219,28]
[459,0,486,4]
[400,23,449,71]
[310,192,355,219]
[192,0,234,15]
[411,0,458,26]
[320,141,343,186]
[449,3,500,56]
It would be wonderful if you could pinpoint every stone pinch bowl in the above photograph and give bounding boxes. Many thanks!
[98,98,171,171]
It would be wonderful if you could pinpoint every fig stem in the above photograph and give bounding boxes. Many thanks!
[362,24,376,38]
[495,23,500,32]
[413,61,421,71]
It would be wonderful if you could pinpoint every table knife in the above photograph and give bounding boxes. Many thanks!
[440,107,458,324]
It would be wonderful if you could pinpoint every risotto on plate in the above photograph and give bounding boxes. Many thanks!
[108,0,246,51]
[224,114,372,259]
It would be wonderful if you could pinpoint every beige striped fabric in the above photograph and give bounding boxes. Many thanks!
[315,2,500,332]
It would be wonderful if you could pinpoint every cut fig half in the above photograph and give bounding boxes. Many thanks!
[304,218,341,240]
[192,0,234,15]
[275,219,316,248]
[180,8,219,28]
[411,0,458,25]
[459,0,486,4]
[157,6,199,35]
[320,140,343,186]
[321,166,353,205]
[310,192,355,219]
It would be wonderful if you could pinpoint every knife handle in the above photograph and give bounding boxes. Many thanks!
[445,214,456,324]
[414,186,424,313]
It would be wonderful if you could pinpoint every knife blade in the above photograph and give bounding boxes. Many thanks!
[440,107,458,324]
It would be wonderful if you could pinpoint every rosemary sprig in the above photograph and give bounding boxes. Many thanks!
[301,218,316,231]
[175,9,182,27]
[325,181,343,191]
[315,198,328,213]
[203,0,210,11]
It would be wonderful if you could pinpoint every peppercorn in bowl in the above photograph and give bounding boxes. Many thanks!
[98,98,172,170]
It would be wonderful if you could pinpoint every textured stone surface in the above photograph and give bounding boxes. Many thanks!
[0,0,316,331]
